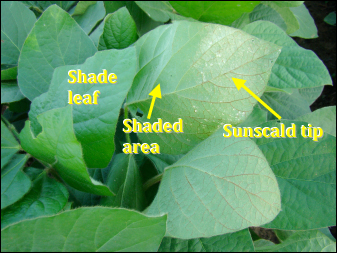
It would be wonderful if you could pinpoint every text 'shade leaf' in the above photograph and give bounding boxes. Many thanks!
[126,21,281,154]
[29,47,136,168]
[18,5,97,100]
[20,106,113,196]
[1,207,167,252]
[147,130,281,239]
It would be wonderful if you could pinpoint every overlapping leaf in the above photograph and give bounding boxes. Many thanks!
[1,121,20,169]
[126,20,281,154]
[289,4,318,38]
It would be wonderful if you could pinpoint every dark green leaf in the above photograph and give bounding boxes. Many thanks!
[1,120,20,169]
[1,66,17,81]
[1,81,25,104]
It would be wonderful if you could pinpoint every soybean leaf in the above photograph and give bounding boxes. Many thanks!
[254,239,275,249]
[21,1,76,12]
[24,166,43,181]
[89,21,104,47]
[324,11,336,26]
[1,65,17,81]
[101,153,145,211]
[20,106,113,196]
[1,207,167,252]
[1,81,25,104]
[298,85,324,105]
[146,153,184,173]
[1,154,31,209]
[73,1,106,34]
[135,1,176,23]
[72,1,96,15]
[159,229,254,252]
[104,1,126,13]
[271,1,304,8]
[257,230,336,252]
[231,13,251,29]
[146,130,281,239]
[1,171,69,229]
[237,104,267,127]
[29,47,137,168]
[250,4,287,32]
[18,5,97,100]
[170,1,260,25]
[126,21,281,155]
[289,4,318,39]
[98,7,138,50]
[274,229,294,242]
[255,120,336,230]
[319,228,337,242]
[1,2,36,65]
[1,121,20,169]
[297,106,336,137]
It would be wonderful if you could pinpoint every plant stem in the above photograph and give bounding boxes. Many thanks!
[124,106,131,144]
[143,173,163,191]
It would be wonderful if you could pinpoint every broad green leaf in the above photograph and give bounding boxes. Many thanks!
[1,65,17,80]
[159,229,254,252]
[2,109,27,133]
[237,104,267,128]
[104,1,126,14]
[24,166,43,181]
[135,1,176,22]
[261,91,311,120]
[231,13,250,29]
[126,21,281,154]
[73,1,105,34]
[324,11,336,26]
[29,47,137,168]
[1,207,167,252]
[1,2,36,65]
[89,20,104,47]
[1,121,20,169]
[98,7,138,50]
[102,154,145,210]
[147,130,281,239]
[274,229,294,242]
[1,171,69,229]
[250,4,287,32]
[319,228,337,242]
[298,86,324,105]
[257,230,336,252]
[264,86,293,93]
[289,4,318,39]
[72,1,96,15]
[20,106,113,196]
[297,106,336,137]
[1,81,25,104]
[170,1,260,25]
[1,154,31,209]
[255,120,336,230]
[18,5,97,100]
[146,153,184,173]
[254,239,275,249]
[271,1,304,8]
[21,1,76,12]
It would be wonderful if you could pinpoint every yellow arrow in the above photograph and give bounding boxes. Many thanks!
[147,84,162,119]
[232,78,282,120]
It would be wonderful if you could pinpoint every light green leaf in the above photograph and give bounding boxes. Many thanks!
[159,229,254,252]
[20,106,113,196]
[1,65,17,81]
[1,2,36,65]
[298,86,324,105]
[146,153,184,173]
[89,20,104,47]
[102,154,145,211]
[73,1,105,34]
[98,7,138,50]
[1,81,25,104]
[324,11,336,26]
[147,130,281,239]
[319,228,337,242]
[257,230,336,252]
[271,1,304,8]
[254,239,275,249]
[1,120,20,169]
[297,106,336,137]
[264,86,293,93]
[18,5,97,100]
[1,154,31,209]
[21,1,76,12]
[237,104,267,128]
[170,1,260,25]
[28,47,137,168]
[126,21,281,155]
[289,4,318,39]
[72,1,96,15]
[1,171,69,229]
[255,120,336,230]
[231,13,251,29]
[250,4,287,32]
[1,207,167,252]
[135,1,176,23]
[261,91,311,120]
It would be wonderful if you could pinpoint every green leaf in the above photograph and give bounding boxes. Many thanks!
[261,91,311,120]
[271,1,304,8]
[257,230,336,252]
[297,106,336,137]
[1,2,36,65]
[135,1,176,23]
[250,4,287,32]
[89,20,104,47]
[297,86,324,105]
[231,13,251,29]
[73,1,106,34]
[1,65,17,81]
[24,166,43,181]
[98,7,138,50]
[1,154,31,209]
[1,207,167,252]
[1,171,69,229]
[20,106,113,196]
[255,120,336,230]
[319,228,337,242]
[29,47,137,168]
[159,229,254,252]
[18,5,97,100]
[104,1,126,13]
[1,120,20,169]
[146,153,184,173]
[274,229,294,242]
[237,104,267,128]
[147,130,281,239]
[289,4,318,39]
[324,11,336,26]
[126,21,281,155]
[21,1,76,12]
[72,1,96,15]
[102,153,145,210]
[254,239,275,249]
[1,81,25,104]
[170,1,260,25]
